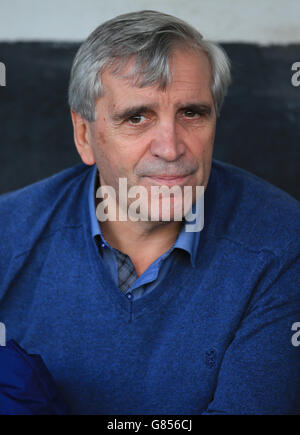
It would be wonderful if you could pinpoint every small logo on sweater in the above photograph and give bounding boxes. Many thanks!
[205,349,217,368]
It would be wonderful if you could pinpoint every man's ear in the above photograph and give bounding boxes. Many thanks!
[70,109,96,165]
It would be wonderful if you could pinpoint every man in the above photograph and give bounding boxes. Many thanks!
[0,10,299,415]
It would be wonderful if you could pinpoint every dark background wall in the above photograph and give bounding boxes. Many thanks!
[0,42,299,200]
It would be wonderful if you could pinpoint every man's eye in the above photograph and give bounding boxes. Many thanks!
[128,115,146,124]
[183,110,198,118]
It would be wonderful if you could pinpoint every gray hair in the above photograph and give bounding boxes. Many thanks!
[68,10,231,121]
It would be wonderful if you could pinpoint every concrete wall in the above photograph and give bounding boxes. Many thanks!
[1,0,300,44]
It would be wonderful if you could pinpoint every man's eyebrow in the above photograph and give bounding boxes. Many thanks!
[180,103,213,115]
[110,102,213,121]
[111,105,157,122]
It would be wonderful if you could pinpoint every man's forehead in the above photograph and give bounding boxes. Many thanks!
[98,86,213,119]
[99,53,212,110]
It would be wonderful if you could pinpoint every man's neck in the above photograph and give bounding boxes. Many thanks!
[99,219,183,276]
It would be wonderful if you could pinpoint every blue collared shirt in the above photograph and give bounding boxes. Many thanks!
[88,164,201,301]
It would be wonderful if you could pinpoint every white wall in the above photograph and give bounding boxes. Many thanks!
[1,0,300,44]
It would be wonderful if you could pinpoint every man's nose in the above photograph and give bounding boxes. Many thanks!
[150,121,185,162]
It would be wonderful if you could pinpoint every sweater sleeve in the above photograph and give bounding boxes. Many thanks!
[202,246,300,415]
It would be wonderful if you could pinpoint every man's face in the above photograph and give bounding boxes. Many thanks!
[86,47,216,221]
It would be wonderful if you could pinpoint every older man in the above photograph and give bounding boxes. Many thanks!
[0,10,299,415]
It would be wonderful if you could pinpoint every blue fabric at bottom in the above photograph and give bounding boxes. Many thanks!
[0,340,68,415]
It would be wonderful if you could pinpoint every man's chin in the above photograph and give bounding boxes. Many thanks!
[127,199,189,223]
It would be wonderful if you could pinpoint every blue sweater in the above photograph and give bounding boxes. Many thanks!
[0,160,299,415]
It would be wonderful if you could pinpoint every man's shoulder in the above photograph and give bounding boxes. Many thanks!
[0,163,92,255]
[208,159,300,255]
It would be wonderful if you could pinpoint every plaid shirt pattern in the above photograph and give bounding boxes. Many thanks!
[95,235,138,294]
[114,250,138,294]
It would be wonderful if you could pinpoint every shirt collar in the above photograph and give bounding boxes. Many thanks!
[88,163,201,267]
